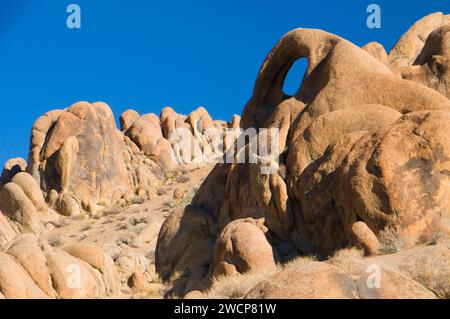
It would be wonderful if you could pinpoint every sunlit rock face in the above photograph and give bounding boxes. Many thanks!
[155,13,450,296]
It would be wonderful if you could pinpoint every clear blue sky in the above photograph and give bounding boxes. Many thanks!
[0,0,448,165]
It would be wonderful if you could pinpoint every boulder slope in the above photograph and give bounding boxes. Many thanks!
[155,13,450,297]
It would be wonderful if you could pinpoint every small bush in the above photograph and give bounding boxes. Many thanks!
[329,247,364,267]
[283,255,316,269]
[48,237,63,247]
[131,196,145,205]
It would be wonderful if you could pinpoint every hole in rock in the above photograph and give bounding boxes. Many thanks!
[283,59,307,96]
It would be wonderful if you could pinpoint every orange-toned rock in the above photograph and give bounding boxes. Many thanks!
[27,102,130,208]
[0,157,26,186]
[210,218,277,278]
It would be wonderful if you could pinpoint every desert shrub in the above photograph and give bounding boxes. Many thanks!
[131,196,145,205]
[328,247,364,267]
[283,255,316,269]
[48,237,64,247]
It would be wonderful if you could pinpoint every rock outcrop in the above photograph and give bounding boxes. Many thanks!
[0,234,120,298]
[27,102,130,215]
[0,99,234,298]
[1,12,449,300]
[0,157,26,186]
[121,106,230,170]
[210,218,277,279]
[155,13,450,296]
[245,251,439,299]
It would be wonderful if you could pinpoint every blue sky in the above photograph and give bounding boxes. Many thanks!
[0,0,449,165]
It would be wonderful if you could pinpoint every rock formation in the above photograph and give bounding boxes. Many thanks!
[0,234,120,298]
[155,12,450,297]
[0,98,235,298]
[0,12,449,300]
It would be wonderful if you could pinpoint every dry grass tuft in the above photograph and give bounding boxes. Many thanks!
[48,237,64,247]
[329,247,364,267]
[282,255,317,269]
[203,266,282,299]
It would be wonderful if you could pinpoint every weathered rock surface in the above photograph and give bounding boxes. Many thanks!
[27,102,130,210]
[156,14,450,296]
[246,245,443,299]
[210,218,277,279]
[0,12,449,300]
[0,234,120,298]
[0,212,18,246]
[0,157,26,186]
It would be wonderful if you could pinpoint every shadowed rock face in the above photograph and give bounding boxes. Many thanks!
[155,13,450,295]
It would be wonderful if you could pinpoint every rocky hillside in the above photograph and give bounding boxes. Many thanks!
[0,102,236,298]
[156,12,450,298]
[0,12,449,299]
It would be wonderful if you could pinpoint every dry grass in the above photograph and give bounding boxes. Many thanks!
[48,237,64,247]
[131,196,146,205]
[329,247,364,267]
[202,266,282,299]
[377,226,407,254]
[282,255,317,269]
[103,205,124,216]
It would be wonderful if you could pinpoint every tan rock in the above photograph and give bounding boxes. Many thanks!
[28,102,130,209]
[44,248,106,299]
[0,212,18,246]
[57,193,81,217]
[126,113,175,170]
[63,242,121,296]
[0,252,49,299]
[184,290,203,299]
[246,262,358,299]
[12,172,47,212]
[399,24,450,99]
[155,17,450,292]
[0,182,42,234]
[362,42,388,64]
[173,188,185,200]
[388,12,450,68]
[3,234,56,297]
[120,109,140,131]
[127,271,151,291]
[0,157,26,186]
[210,218,277,278]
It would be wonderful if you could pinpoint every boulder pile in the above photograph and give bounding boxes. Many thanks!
[155,12,450,297]
[0,100,235,298]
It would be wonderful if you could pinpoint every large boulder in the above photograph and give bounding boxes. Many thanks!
[0,234,121,299]
[0,182,43,234]
[155,15,450,293]
[246,254,438,299]
[398,23,450,99]
[0,157,26,186]
[365,243,450,299]
[124,113,175,170]
[27,102,130,208]
[388,12,450,69]
[210,218,277,279]
[0,212,18,245]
